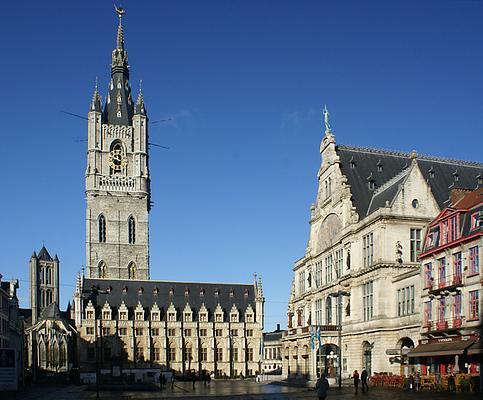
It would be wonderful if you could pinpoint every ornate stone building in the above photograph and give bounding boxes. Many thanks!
[73,9,264,383]
[283,110,483,382]
[23,247,76,381]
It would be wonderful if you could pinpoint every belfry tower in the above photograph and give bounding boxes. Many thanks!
[85,8,150,280]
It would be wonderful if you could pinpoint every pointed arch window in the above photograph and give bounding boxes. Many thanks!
[98,215,106,243]
[98,261,107,279]
[128,216,136,244]
[128,262,136,280]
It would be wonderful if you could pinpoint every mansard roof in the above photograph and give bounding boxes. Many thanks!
[336,144,483,217]
[82,278,256,322]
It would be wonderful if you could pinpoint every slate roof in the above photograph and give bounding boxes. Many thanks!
[263,331,283,342]
[83,278,257,322]
[336,145,483,217]
[37,246,53,262]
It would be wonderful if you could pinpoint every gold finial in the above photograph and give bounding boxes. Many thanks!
[115,5,125,22]
[323,104,331,133]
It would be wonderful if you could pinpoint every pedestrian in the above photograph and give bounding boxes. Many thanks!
[170,371,175,390]
[361,368,368,392]
[414,372,420,392]
[448,374,456,392]
[315,373,330,400]
[353,370,360,394]
[158,372,164,391]
[192,372,196,390]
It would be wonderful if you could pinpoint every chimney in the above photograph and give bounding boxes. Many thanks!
[276,323,280,331]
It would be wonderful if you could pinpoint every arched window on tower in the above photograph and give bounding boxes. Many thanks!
[98,215,106,243]
[128,262,136,280]
[98,261,107,278]
[128,216,136,244]
[40,288,45,307]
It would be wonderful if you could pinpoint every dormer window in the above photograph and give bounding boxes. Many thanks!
[151,312,160,321]
[168,312,176,322]
[185,288,190,297]
[215,313,223,322]
[86,310,94,320]
[231,313,238,322]
[429,168,435,179]
[138,287,143,295]
[214,288,220,297]
[153,288,159,295]
[199,313,208,322]
[229,289,234,298]
[368,181,375,190]
[246,313,254,323]
[102,310,111,320]
[123,286,128,293]
[119,311,128,320]
[169,288,174,296]
[135,312,144,321]
[377,161,383,172]
[244,289,249,297]
[184,313,192,322]
[471,211,483,230]
[453,170,459,182]
[200,288,205,297]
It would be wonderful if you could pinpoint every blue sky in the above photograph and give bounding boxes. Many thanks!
[0,0,482,330]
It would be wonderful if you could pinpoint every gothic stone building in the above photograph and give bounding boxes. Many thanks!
[73,9,264,382]
[283,116,483,382]
[23,247,76,381]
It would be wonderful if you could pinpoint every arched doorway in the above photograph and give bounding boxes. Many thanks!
[397,337,415,376]
[317,343,340,379]
[362,341,372,376]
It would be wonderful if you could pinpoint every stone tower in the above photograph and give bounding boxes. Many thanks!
[85,8,150,280]
[29,246,60,324]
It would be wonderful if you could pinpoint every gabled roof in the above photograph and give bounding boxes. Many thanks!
[336,145,483,217]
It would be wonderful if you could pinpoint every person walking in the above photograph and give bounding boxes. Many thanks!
[361,369,368,392]
[170,371,175,390]
[192,372,196,390]
[315,373,330,400]
[353,370,360,394]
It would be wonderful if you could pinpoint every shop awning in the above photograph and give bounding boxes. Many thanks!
[467,341,483,356]
[408,340,475,358]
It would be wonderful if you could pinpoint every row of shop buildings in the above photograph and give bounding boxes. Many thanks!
[282,114,482,383]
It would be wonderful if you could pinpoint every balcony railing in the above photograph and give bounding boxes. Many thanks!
[423,317,463,332]
[427,272,463,294]
[283,324,338,337]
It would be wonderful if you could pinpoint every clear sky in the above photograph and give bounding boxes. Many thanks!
[0,0,482,330]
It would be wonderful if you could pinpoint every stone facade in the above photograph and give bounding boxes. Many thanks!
[282,117,483,383]
[85,9,150,281]
[73,277,264,380]
[72,9,265,383]
[262,325,283,375]
[29,247,60,324]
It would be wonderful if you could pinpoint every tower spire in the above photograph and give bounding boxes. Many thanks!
[135,79,146,115]
[115,5,125,50]
[105,6,134,125]
[90,77,102,112]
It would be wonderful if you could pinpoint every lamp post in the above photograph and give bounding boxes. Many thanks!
[329,290,350,388]
[83,285,109,399]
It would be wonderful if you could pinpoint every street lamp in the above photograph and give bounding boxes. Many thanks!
[329,290,350,388]
[83,285,109,399]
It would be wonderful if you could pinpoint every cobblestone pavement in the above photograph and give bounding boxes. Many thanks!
[8,382,483,400]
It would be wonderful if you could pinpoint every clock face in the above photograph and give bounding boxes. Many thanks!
[109,149,126,171]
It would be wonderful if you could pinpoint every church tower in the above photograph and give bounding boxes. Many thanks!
[29,247,60,324]
[85,8,150,280]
